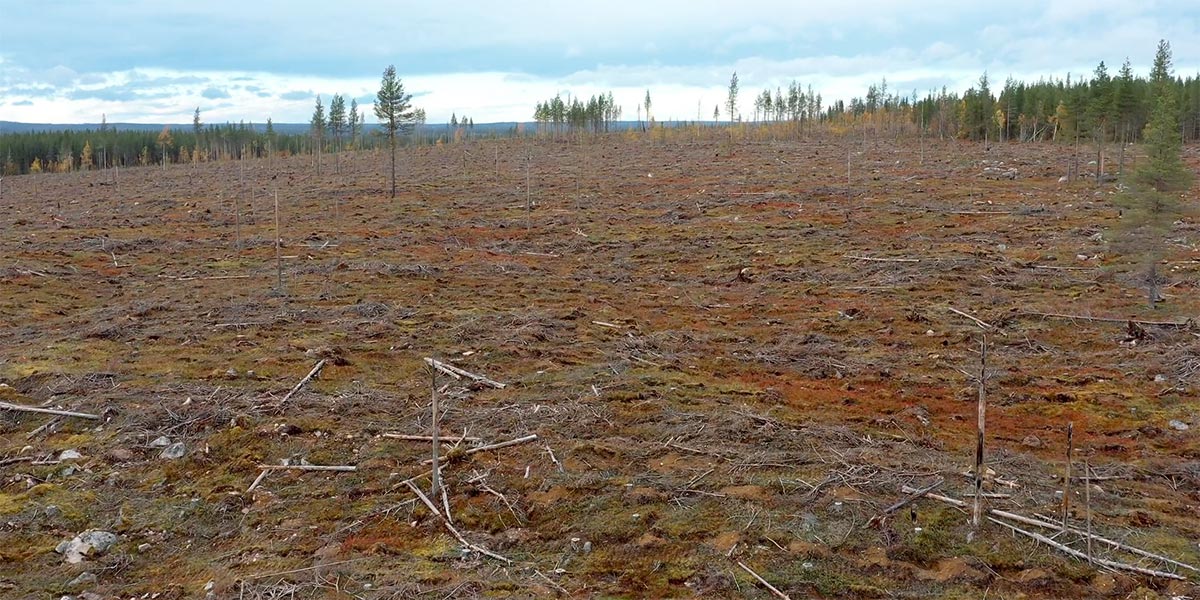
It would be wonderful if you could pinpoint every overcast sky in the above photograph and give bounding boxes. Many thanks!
[1,0,1197,125]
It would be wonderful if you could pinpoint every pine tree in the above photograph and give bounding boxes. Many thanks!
[81,140,93,170]
[726,72,739,123]
[328,94,346,152]
[311,95,326,175]
[348,99,360,149]
[1113,40,1195,307]
[375,65,416,199]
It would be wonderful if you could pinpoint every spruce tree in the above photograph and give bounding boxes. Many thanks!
[328,94,346,152]
[1113,40,1194,307]
[348,99,360,149]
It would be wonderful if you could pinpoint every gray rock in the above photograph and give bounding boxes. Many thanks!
[149,436,171,448]
[1021,435,1042,448]
[55,540,71,554]
[1169,420,1189,431]
[59,449,82,461]
[79,530,117,553]
[45,505,62,518]
[160,442,186,460]
[67,571,97,588]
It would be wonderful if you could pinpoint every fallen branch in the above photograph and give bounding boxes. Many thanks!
[0,401,100,420]
[988,517,1186,581]
[1018,312,1193,329]
[866,478,944,527]
[383,433,482,444]
[256,464,357,472]
[844,255,921,263]
[423,357,506,389]
[905,486,1199,576]
[277,359,327,406]
[591,320,621,328]
[736,561,790,600]
[421,433,539,465]
[948,307,1000,332]
[246,469,269,492]
[27,416,63,439]
[404,480,511,563]
[0,456,35,467]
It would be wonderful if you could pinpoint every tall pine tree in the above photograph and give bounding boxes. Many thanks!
[375,65,416,199]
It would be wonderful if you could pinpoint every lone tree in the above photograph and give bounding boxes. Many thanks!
[726,72,740,123]
[311,96,326,175]
[375,65,416,198]
[1113,40,1195,307]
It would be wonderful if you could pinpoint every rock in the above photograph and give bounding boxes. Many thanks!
[59,530,118,563]
[1169,420,1189,431]
[67,571,97,588]
[160,442,186,460]
[1021,435,1042,448]
[59,449,82,461]
[45,505,62,518]
[149,436,171,448]
[1153,374,1167,383]
[137,543,151,553]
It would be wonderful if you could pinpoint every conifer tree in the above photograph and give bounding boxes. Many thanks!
[311,95,326,175]
[1114,40,1195,307]
[328,94,347,152]
[727,72,739,123]
[348,99,360,149]
[375,65,416,199]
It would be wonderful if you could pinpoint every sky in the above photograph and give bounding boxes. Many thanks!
[1,0,1197,125]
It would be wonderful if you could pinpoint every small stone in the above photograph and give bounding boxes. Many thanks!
[45,505,62,518]
[55,540,71,554]
[582,541,592,553]
[160,442,186,460]
[67,572,97,588]
[149,436,171,448]
[78,530,118,554]
[59,449,82,461]
[1154,374,1167,383]
[1021,435,1042,448]
[137,543,151,553]
[1169,420,1189,431]
[226,367,238,378]
[925,329,936,336]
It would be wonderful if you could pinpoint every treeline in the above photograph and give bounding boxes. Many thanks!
[532,92,622,135]
[0,118,319,175]
[824,59,1200,144]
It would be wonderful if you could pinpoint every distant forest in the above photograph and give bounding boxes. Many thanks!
[3,49,1200,176]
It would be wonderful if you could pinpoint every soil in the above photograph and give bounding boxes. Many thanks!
[1,130,1198,598]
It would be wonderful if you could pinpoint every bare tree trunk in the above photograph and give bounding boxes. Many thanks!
[1061,422,1073,532]
[973,335,987,530]
[431,364,440,498]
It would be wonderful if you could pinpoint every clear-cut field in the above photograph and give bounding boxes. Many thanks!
[1,132,1198,598]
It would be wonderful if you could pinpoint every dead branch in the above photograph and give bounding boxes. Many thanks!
[948,307,1001,332]
[844,255,920,263]
[736,561,790,600]
[383,433,482,444]
[987,517,1186,581]
[422,433,539,465]
[256,464,357,472]
[404,480,511,563]
[866,477,944,527]
[0,401,100,420]
[277,359,328,406]
[905,486,1199,575]
[423,357,506,389]
[1018,312,1193,329]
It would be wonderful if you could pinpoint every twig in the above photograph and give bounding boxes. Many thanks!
[27,416,63,439]
[423,357,506,389]
[591,320,621,328]
[0,401,100,420]
[0,456,35,467]
[277,359,327,406]
[1062,422,1074,533]
[544,444,564,473]
[987,517,1186,580]
[736,561,790,600]
[533,569,569,595]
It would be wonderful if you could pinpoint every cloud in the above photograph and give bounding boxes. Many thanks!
[201,86,230,99]
[280,90,313,101]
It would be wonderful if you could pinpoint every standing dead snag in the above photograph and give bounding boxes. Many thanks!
[973,335,988,530]
[1062,422,1074,532]
[430,362,440,499]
